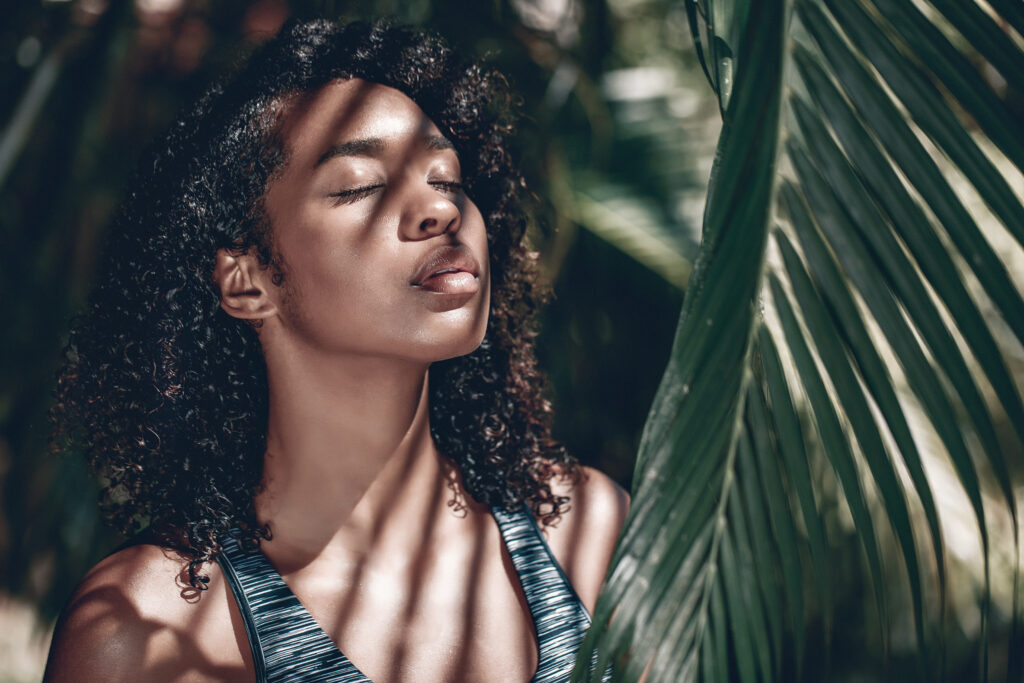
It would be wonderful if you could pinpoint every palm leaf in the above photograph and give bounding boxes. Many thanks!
[576,0,1024,680]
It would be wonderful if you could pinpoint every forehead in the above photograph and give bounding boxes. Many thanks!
[275,78,444,169]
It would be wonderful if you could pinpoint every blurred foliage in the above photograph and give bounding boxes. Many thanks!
[577,0,1024,681]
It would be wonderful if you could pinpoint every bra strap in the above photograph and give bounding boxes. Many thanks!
[217,541,269,683]
[492,504,602,682]
[218,536,367,682]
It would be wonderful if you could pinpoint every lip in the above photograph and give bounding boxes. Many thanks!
[410,244,481,294]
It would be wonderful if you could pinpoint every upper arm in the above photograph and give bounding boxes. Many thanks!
[43,545,241,683]
[542,465,630,614]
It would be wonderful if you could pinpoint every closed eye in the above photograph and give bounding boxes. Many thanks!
[328,184,383,206]
[430,180,464,196]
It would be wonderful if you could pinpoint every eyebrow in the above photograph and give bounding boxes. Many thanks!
[314,134,455,168]
[425,134,455,152]
[314,138,385,167]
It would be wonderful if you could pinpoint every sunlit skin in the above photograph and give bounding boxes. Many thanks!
[44,80,629,683]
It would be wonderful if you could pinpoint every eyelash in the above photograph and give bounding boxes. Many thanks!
[328,184,383,206]
[328,181,463,206]
[431,180,464,195]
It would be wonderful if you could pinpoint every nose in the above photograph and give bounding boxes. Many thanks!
[400,181,461,240]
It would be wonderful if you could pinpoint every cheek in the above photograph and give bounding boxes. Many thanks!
[272,245,369,334]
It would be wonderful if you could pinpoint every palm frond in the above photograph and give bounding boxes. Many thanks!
[577,0,1024,680]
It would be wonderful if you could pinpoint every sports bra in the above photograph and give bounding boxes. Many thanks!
[217,504,611,682]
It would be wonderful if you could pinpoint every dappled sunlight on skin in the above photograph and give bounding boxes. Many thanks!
[143,573,250,681]
[384,460,446,680]
[256,442,542,681]
[450,514,491,679]
[44,545,253,682]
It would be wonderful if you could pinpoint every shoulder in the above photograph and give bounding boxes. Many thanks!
[540,465,630,613]
[44,544,250,682]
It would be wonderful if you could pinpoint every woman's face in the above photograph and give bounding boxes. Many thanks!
[260,79,491,364]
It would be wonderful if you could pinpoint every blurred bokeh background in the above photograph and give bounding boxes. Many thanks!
[1,0,1021,681]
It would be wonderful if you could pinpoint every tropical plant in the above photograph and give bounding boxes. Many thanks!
[576,0,1024,681]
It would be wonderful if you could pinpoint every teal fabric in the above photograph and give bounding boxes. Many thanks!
[217,504,609,682]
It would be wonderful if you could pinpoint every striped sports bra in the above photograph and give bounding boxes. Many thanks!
[217,505,610,682]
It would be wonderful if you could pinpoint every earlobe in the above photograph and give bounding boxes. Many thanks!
[212,248,278,320]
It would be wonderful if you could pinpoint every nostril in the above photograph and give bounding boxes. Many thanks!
[419,218,437,231]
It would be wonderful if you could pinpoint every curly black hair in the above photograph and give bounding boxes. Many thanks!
[52,18,577,588]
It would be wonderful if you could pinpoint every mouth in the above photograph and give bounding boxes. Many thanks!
[411,245,481,295]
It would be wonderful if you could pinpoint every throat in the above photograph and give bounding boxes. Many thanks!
[255,368,457,566]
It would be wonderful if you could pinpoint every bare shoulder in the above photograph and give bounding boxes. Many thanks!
[44,544,250,682]
[541,465,630,613]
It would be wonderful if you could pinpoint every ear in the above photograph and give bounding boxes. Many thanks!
[212,247,279,320]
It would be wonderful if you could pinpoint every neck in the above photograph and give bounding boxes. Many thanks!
[253,344,460,565]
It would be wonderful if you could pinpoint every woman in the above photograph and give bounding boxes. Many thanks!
[44,18,628,683]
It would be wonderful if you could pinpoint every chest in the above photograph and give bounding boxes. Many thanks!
[215,507,594,683]
[280,541,538,682]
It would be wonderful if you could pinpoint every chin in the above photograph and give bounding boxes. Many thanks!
[442,332,487,362]
[423,319,488,362]
[414,296,490,362]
